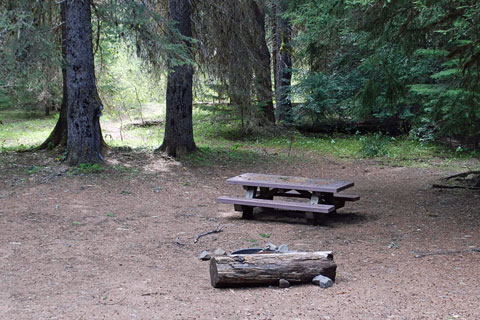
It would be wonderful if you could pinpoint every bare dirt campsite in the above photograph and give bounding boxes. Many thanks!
[1,148,479,319]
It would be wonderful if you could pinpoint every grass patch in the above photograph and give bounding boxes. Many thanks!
[70,163,105,175]
[0,110,57,150]
[1,106,478,170]
[184,144,267,167]
[26,165,42,175]
[105,124,164,150]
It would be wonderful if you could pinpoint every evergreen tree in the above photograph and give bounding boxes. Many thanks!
[64,0,105,164]
[159,0,196,157]
[193,0,276,129]
[274,0,293,122]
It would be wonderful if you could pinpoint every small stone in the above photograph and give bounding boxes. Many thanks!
[214,248,227,256]
[265,243,277,251]
[312,275,333,288]
[465,174,476,180]
[278,279,290,288]
[277,244,289,253]
[198,251,211,261]
[387,242,399,249]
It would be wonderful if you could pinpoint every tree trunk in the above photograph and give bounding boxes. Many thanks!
[271,1,278,93]
[252,0,276,124]
[37,99,68,149]
[159,0,196,157]
[275,0,293,122]
[64,0,104,165]
[210,251,336,288]
[37,2,68,150]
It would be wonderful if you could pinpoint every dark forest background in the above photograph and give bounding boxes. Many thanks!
[0,0,479,167]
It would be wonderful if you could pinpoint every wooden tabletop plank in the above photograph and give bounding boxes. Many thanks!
[226,173,353,193]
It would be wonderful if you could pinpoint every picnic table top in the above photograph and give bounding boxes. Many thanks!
[226,173,354,193]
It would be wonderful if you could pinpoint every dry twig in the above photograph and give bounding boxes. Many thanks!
[413,248,480,258]
[194,225,224,243]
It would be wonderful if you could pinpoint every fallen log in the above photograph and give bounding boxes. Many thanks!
[209,251,336,288]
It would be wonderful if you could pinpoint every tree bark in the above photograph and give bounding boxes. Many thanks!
[210,251,337,288]
[64,0,104,165]
[159,0,196,157]
[252,0,276,124]
[275,0,293,122]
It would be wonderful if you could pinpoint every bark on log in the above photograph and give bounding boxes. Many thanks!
[210,251,336,288]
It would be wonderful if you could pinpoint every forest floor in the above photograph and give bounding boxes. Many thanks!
[1,146,480,320]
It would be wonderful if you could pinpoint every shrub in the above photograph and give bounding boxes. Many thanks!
[359,133,390,158]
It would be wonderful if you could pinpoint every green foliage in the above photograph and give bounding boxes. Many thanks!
[0,110,57,151]
[292,71,358,124]
[96,43,165,124]
[0,0,62,113]
[359,133,390,158]
[27,165,41,175]
[94,0,192,69]
[287,0,480,143]
[71,163,105,175]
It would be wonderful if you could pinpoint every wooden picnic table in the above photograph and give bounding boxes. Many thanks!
[216,173,359,224]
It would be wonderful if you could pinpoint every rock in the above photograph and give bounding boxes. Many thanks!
[265,243,277,251]
[312,275,333,288]
[387,242,399,249]
[278,279,290,288]
[199,251,211,261]
[277,244,289,253]
[214,248,227,256]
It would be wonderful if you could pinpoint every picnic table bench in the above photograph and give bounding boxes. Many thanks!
[216,173,359,224]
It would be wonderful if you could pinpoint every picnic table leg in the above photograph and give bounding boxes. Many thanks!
[305,192,325,224]
[241,186,256,219]
[258,187,274,214]
[322,193,338,216]
[259,187,273,200]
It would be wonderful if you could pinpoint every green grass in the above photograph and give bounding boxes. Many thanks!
[26,165,42,174]
[0,110,57,150]
[70,163,105,174]
[1,106,478,170]
[105,125,164,150]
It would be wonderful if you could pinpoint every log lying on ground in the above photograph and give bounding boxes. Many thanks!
[210,251,336,288]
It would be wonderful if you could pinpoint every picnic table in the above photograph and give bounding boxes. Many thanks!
[216,173,359,224]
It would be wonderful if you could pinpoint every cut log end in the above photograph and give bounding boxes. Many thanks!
[209,251,336,288]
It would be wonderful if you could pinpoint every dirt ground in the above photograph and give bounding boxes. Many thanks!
[1,149,479,320]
